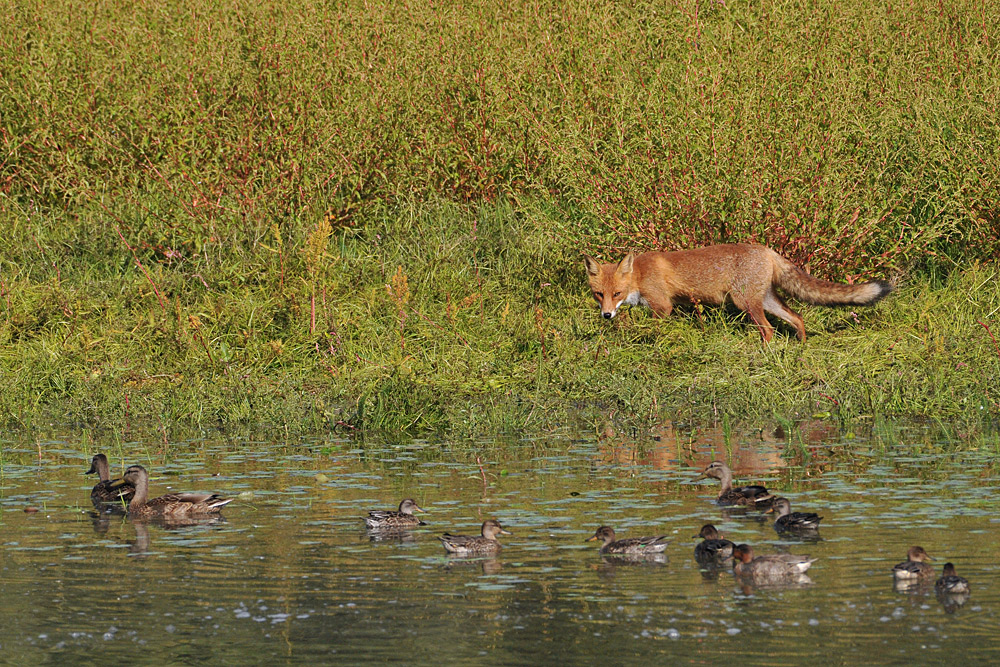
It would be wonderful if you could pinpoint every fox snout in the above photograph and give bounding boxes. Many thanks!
[602,311,613,319]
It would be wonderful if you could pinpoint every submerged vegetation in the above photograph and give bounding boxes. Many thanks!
[1,0,998,437]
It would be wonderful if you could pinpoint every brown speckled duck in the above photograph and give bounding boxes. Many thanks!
[767,497,823,532]
[439,519,511,555]
[365,498,426,530]
[693,524,735,561]
[892,546,935,580]
[113,465,233,519]
[85,453,135,509]
[698,461,774,507]
[733,544,816,581]
[587,526,670,556]
[935,563,970,594]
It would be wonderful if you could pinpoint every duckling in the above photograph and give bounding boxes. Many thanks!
[85,453,135,509]
[767,497,822,532]
[364,498,426,530]
[732,543,816,580]
[587,526,670,556]
[439,519,511,556]
[693,524,735,561]
[935,562,970,594]
[114,465,233,519]
[892,546,935,580]
[698,461,774,507]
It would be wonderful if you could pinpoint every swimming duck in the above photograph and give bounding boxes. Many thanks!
[767,497,822,531]
[693,524,735,561]
[935,563,970,594]
[587,526,670,556]
[85,453,136,509]
[892,546,935,580]
[439,519,511,555]
[732,543,816,580]
[698,461,774,507]
[112,465,233,519]
[364,498,426,530]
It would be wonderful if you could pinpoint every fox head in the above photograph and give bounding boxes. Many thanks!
[583,253,636,319]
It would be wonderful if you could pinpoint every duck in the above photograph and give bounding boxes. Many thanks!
[693,524,735,561]
[698,461,774,507]
[935,563,970,594]
[85,453,136,509]
[112,465,233,519]
[364,498,426,530]
[439,519,511,555]
[587,526,670,556]
[732,543,816,580]
[892,546,935,580]
[767,497,822,531]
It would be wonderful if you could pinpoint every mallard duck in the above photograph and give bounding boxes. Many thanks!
[587,526,669,556]
[365,498,426,530]
[698,461,774,507]
[732,543,816,580]
[892,546,935,580]
[439,519,511,555]
[113,465,233,519]
[767,497,822,531]
[693,524,735,561]
[85,453,136,509]
[934,563,969,594]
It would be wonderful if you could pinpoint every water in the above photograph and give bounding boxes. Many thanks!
[1,423,998,663]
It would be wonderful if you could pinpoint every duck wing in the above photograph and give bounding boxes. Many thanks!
[147,492,233,514]
[696,538,735,559]
[607,535,669,554]
[935,575,970,594]
[91,479,136,506]
[777,512,823,530]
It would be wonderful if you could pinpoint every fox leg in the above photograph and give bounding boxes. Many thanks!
[763,289,806,341]
[730,291,774,341]
[641,291,673,318]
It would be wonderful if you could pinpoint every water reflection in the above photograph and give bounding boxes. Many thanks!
[938,591,971,614]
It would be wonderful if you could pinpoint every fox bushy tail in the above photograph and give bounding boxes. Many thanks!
[771,252,892,306]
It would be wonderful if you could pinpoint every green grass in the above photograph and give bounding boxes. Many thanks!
[1,0,998,438]
[1,198,998,438]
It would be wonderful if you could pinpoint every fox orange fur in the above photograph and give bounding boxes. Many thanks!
[583,244,891,342]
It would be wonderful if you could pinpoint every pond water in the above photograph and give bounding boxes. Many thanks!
[1,422,998,663]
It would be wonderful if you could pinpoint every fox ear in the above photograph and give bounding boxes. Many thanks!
[617,253,635,275]
[583,255,601,276]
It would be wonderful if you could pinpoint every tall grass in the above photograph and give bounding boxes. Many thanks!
[3,0,998,273]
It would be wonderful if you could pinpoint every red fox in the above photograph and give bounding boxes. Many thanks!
[584,244,892,342]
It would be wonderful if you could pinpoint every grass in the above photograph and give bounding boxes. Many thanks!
[1,0,998,439]
[1,198,998,439]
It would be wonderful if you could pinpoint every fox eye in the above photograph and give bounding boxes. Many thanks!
[595,292,603,298]
[613,291,621,298]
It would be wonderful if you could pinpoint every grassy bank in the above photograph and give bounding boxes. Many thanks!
[1,199,998,437]
[1,0,999,437]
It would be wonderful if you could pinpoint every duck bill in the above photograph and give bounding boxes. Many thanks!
[585,535,598,542]
[499,529,512,536]
[85,464,97,475]
[107,477,129,489]
[414,506,427,513]
[764,507,774,514]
